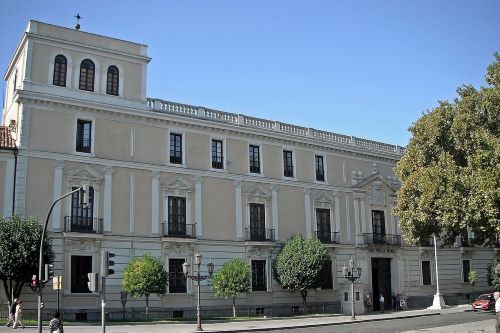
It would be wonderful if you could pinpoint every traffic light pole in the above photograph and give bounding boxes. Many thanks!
[38,186,87,333]
[102,276,106,333]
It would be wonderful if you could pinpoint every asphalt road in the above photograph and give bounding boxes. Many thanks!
[259,311,494,333]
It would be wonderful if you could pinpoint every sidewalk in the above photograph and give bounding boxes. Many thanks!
[50,305,470,333]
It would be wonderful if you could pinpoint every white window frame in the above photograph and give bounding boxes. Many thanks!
[281,147,297,180]
[48,50,73,88]
[73,115,96,156]
[248,142,264,176]
[314,153,328,183]
[249,258,271,292]
[419,259,435,286]
[209,136,227,172]
[101,62,124,96]
[74,55,101,93]
[167,130,186,167]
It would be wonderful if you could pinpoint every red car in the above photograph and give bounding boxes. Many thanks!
[472,293,495,311]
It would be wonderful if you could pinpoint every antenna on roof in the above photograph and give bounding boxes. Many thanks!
[74,13,82,31]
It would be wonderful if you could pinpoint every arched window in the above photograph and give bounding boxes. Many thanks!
[53,55,67,87]
[106,65,119,96]
[79,59,95,91]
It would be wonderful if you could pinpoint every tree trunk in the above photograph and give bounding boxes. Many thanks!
[2,279,10,303]
[232,297,236,318]
[14,280,23,299]
[145,295,149,321]
[300,290,308,314]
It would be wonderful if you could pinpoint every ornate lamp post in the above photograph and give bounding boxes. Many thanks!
[183,253,214,331]
[342,256,362,320]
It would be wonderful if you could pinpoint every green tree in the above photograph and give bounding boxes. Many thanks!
[0,216,54,305]
[487,260,500,291]
[210,258,251,318]
[394,53,500,246]
[122,254,168,320]
[274,234,330,308]
[468,270,478,294]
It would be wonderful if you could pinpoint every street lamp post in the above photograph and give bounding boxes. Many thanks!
[183,253,214,331]
[342,256,362,320]
[428,234,446,309]
[38,185,89,333]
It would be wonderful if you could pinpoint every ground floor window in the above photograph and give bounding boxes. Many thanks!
[462,259,471,283]
[320,260,333,289]
[169,259,187,293]
[71,255,92,293]
[421,260,431,285]
[251,260,267,291]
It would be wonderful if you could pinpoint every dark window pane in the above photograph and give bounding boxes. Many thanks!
[251,260,266,291]
[53,55,67,87]
[320,260,333,289]
[249,145,260,173]
[315,155,325,181]
[169,259,187,293]
[71,256,92,293]
[249,203,265,241]
[70,186,94,232]
[106,65,119,95]
[422,261,431,285]
[76,119,92,153]
[170,133,183,164]
[211,139,223,169]
[316,209,331,243]
[463,260,470,282]
[168,196,187,237]
[283,150,294,177]
[371,210,386,243]
[79,59,95,91]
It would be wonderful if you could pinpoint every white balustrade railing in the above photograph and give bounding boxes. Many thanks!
[146,98,404,155]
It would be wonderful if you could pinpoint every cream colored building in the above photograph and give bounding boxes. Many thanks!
[1,21,496,319]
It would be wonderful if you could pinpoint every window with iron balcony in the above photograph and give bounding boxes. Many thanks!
[170,133,183,164]
[249,145,261,174]
[283,150,294,178]
[76,119,92,153]
[211,139,224,169]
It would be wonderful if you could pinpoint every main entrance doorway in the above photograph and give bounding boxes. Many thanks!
[371,258,392,311]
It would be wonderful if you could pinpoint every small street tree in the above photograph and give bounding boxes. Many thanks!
[394,53,500,246]
[122,254,168,320]
[468,270,478,295]
[487,260,500,291]
[274,234,330,308]
[0,216,54,306]
[210,258,251,318]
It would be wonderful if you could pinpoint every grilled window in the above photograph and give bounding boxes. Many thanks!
[249,145,260,173]
[283,150,294,177]
[211,139,224,169]
[316,208,331,243]
[372,210,386,243]
[422,260,431,285]
[53,55,67,87]
[249,203,265,241]
[76,119,92,153]
[79,59,95,91]
[168,196,186,236]
[169,259,187,293]
[106,65,119,96]
[170,133,183,164]
[251,260,266,291]
[315,155,325,181]
[70,186,94,232]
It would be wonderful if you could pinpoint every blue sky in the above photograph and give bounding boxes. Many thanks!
[1,0,499,146]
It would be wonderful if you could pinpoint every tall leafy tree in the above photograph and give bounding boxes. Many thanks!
[121,254,168,320]
[273,234,330,307]
[487,260,500,291]
[394,53,500,246]
[0,216,54,304]
[210,258,251,318]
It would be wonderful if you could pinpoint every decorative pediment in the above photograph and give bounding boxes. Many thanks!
[244,184,271,199]
[66,164,102,182]
[246,246,271,258]
[311,190,335,204]
[164,243,192,257]
[352,173,398,193]
[162,176,193,191]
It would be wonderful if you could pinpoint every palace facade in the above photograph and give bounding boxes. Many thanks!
[0,21,496,319]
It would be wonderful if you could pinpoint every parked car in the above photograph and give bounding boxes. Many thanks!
[472,293,495,311]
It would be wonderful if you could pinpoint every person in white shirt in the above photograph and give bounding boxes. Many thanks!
[494,291,500,333]
[379,294,385,313]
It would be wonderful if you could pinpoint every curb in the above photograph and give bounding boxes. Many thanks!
[205,312,442,332]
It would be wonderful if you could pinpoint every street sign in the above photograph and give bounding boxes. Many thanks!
[52,275,62,290]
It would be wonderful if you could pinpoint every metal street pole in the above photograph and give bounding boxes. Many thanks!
[196,261,202,331]
[38,186,88,333]
[102,275,106,333]
[342,257,362,320]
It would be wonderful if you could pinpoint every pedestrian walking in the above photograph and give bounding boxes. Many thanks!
[5,298,18,327]
[396,294,401,311]
[12,299,25,329]
[366,294,372,313]
[379,294,385,313]
[494,291,500,333]
[48,311,64,333]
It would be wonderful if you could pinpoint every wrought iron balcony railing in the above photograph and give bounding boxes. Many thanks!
[162,222,196,239]
[76,138,91,153]
[315,230,340,244]
[363,233,401,246]
[64,216,103,234]
[245,227,275,242]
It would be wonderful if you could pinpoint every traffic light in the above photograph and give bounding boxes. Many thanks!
[102,251,115,277]
[44,263,54,282]
[87,272,99,292]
